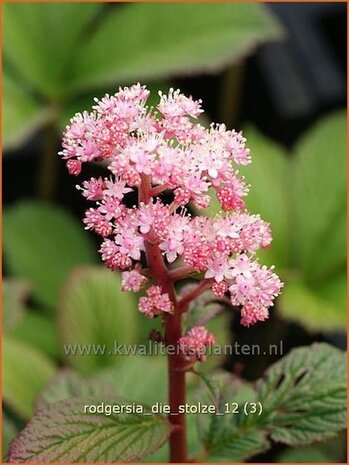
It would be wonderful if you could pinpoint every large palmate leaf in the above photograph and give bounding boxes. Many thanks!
[73,3,282,91]
[192,344,346,461]
[3,202,96,308]
[3,336,56,419]
[256,343,346,445]
[2,69,48,150]
[292,112,346,282]
[98,357,206,463]
[58,266,139,374]
[3,2,102,98]
[35,365,170,463]
[98,356,205,462]
[197,373,270,461]
[98,356,170,463]
[8,397,171,463]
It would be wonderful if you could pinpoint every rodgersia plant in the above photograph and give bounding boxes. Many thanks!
[5,87,346,464]
[59,83,283,462]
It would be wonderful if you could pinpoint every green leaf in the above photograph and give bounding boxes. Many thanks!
[193,344,346,461]
[2,69,48,151]
[3,201,96,308]
[73,3,282,91]
[316,269,347,311]
[58,266,139,374]
[198,373,270,461]
[141,444,168,463]
[292,112,346,282]
[3,278,30,333]
[10,311,60,359]
[279,275,346,331]
[2,412,18,461]
[97,356,170,463]
[256,343,347,445]
[36,370,118,411]
[3,335,56,419]
[210,430,270,462]
[3,3,102,98]
[194,371,220,407]
[8,397,171,462]
[98,355,167,406]
[98,358,203,463]
[98,356,209,463]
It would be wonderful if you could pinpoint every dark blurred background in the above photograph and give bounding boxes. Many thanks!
[4,3,346,207]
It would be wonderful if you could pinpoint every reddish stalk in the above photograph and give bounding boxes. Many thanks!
[139,176,187,463]
[163,286,187,463]
[177,279,213,313]
[168,264,197,282]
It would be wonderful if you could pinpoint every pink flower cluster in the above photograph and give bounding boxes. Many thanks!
[60,83,283,329]
[138,285,174,318]
[179,326,215,361]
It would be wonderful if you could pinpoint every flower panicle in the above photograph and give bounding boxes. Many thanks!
[60,83,283,336]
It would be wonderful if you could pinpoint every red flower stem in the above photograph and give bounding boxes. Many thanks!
[177,279,213,313]
[168,265,197,281]
[139,175,187,463]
